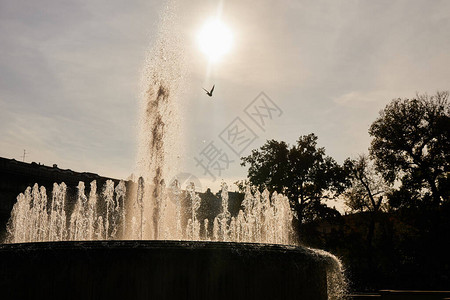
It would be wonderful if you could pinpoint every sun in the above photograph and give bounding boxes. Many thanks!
[198,19,233,62]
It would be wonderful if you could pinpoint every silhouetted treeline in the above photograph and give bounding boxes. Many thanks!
[240,91,449,291]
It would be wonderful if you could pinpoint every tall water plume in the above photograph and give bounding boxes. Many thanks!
[137,0,186,240]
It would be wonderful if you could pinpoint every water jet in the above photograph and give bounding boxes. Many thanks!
[0,2,346,299]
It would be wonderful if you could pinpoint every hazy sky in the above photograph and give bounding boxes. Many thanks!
[1,0,449,193]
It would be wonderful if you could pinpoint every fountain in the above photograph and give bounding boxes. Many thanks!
[0,179,345,299]
[0,1,346,299]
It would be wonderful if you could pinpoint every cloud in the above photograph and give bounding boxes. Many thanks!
[1,0,449,182]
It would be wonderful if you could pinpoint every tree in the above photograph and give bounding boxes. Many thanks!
[344,154,389,248]
[234,179,249,193]
[369,91,449,206]
[241,134,349,230]
[344,154,388,214]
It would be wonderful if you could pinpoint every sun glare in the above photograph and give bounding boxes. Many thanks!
[198,19,233,62]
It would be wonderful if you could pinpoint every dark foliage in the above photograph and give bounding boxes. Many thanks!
[241,133,349,231]
[369,91,450,207]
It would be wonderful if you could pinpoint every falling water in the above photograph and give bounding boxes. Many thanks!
[2,0,347,296]
[4,0,299,247]
[6,180,126,243]
[186,182,201,240]
[49,182,67,241]
[87,181,97,240]
[215,182,231,241]
[132,176,145,239]
[6,179,296,245]
[170,178,182,239]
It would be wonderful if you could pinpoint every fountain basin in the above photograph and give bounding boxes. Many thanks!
[0,241,329,300]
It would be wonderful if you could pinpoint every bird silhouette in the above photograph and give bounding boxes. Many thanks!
[203,85,215,97]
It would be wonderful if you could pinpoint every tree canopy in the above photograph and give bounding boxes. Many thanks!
[241,133,348,226]
[369,91,449,206]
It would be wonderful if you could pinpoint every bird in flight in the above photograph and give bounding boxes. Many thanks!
[203,85,215,97]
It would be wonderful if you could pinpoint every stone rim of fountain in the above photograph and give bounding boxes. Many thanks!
[0,240,339,271]
[0,240,337,300]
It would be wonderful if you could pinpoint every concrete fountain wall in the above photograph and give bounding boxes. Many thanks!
[0,240,329,300]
